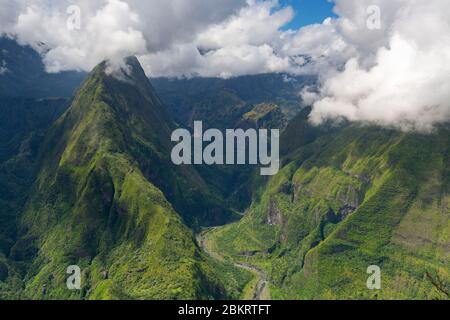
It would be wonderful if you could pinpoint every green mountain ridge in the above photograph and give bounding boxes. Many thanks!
[0,46,448,300]
[209,111,450,299]
[152,73,315,130]
[0,97,70,281]
[0,57,245,299]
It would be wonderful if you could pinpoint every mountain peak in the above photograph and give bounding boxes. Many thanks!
[78,55,166,118]
[93,56,147,85]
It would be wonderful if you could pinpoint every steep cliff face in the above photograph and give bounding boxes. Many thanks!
[0,97,71,298]
[5,57,233,299]
[0,35,448,300]
[211,109,450,299]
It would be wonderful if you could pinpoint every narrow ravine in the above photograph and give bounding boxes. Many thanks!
[197,228,271,300]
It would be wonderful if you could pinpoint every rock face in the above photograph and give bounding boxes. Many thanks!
[337,205,357,220]
[267,199,284,226]
[212,108,450,300]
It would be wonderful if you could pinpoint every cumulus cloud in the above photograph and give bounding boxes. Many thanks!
[1,0,147,72]
[0,0,332,77]
[307,0,450,131]
[139,0,296,78]
[0,0,247,73]
[281,18,356,76]
[0,0,449,130]
[138,0,351,78]
[0,0,343,77]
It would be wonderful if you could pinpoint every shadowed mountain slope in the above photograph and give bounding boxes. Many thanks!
[0,37,85,99]
[3,57,238,299]
[210,110,450,299]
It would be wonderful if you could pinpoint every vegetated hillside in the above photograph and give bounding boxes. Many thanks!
[1,37,446,300]
[210,110,450,299]
[0,37,85,98]
[152,74,316,130]
[1,57,247,299]
[0,97,70,163]
[0,97,70,294]
[236,103,287,130]
[152,75,311,211]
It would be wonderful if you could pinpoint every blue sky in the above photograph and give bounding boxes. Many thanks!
[280,0,336,30]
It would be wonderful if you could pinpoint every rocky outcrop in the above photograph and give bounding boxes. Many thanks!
[266,199,283,226]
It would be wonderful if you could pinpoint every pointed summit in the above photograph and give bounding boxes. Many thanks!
[98,56,155,93]
[13,57,229,299]
[55,56,178,163]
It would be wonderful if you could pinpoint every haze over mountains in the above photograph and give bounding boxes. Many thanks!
[0,36,448,300]
[0,38,85,99]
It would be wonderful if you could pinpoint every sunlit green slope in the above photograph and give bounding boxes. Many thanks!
[6,57,240,299]
[211,110,449,299]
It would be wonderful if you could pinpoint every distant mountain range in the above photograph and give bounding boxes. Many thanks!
[0,38,448,300]
[0,37,85,99]
[0,55,245,299]
[152,73,315,129]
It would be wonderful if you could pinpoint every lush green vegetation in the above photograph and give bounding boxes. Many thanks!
[0,58,251,299]
[0,97,71,299]
[0,47,448,300]
[210,111,449,300]
[152,73,314,130]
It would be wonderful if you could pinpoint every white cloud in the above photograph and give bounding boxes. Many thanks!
[0,0,247,73]
[280,18,356,76]
[139,0,296,78]
[140,42,292,79]
[0,0,449,130]
[0,0,339,77]
[197,0,293,49]
[1,0,148,72]
[308,0,450,131]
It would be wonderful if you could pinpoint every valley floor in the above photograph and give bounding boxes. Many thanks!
[197,227,271,300]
